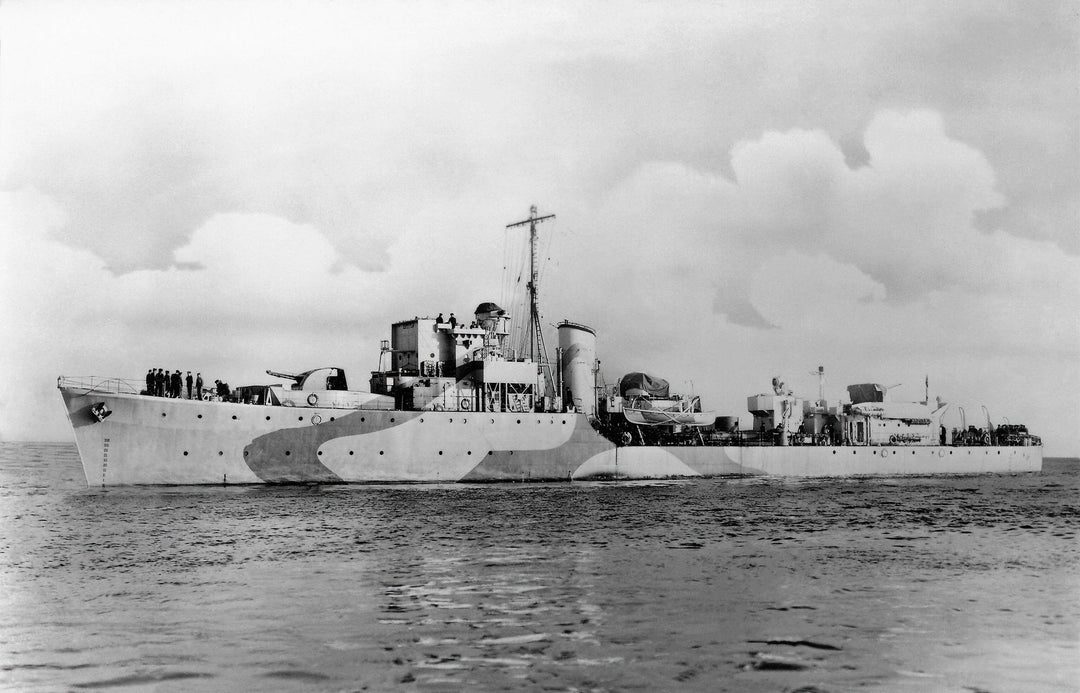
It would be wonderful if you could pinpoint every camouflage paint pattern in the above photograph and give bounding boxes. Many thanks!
[59,387,1042,486]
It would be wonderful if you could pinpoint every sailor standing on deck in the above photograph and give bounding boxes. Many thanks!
[171,370,182,398]
[195,372,203,400]
[146,369,154,396]
[155,368,166,397]
[449,313,457,328]
[185,371,193,399]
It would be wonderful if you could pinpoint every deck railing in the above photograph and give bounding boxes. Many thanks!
[57,375,144,395]
[56,376,403,410]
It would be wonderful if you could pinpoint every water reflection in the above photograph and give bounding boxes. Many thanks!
[371,536,611,687]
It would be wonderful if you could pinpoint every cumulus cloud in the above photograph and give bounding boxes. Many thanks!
[3,1,1075,276]
[556,110,1075,319]
[540,110,1079,452]
[0,190,380,440]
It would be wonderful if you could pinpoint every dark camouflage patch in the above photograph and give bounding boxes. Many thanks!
[460,415,614,481]
[242,410,421,482]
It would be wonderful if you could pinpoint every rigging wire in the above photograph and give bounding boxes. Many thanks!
[535,218,559,307]
[500,209,559,363]
[500,226,530,359]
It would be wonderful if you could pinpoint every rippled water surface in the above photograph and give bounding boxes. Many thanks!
[1,442,1077,692]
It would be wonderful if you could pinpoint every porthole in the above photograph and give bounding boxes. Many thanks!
[360,417,365,422]
[510,451,514,455]
[197,414,202,419]
[298,416,304,421]
[285,451,291,456]
[449,418,453,423]
[265,416,271,421]
[420,418,424,423]
[243,450,249,457]
[183,451,188,456]
[162,412,167,417]
[832,450,836,455]
[232,415,237,420]
[491,418,495,424]
[516,419,521,424]
[218,451,223,456]
[438,451,443,455]
[562,420,566,425]
[330,417,335,422]
[349,451,354,455]
[488,450,493,456]
[317,451,322,456]
[463,418,467,424]
[467,451,472,455]
[390,417,395,423]
[379,451,384,455]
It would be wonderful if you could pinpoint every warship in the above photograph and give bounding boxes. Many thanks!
[58,208,1042,486]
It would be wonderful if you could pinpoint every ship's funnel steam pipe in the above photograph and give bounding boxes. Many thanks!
[557,321,597,416]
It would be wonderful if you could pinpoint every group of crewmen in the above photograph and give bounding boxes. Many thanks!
[145,368,202,399]
[435,312,480,329]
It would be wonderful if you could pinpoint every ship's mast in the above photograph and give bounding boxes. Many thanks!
[811,365,825,405]
[506,205,556,389]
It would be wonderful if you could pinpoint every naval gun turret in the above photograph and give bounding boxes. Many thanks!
[266,367,348,391]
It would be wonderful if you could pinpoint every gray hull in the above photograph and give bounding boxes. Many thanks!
[61,388,1043,486]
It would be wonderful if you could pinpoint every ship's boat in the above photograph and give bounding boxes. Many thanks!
[622,401,715,427]
[56,208,1043,485]
[613,372,715,427]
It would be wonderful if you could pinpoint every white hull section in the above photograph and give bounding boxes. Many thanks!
[599,445,1042,478]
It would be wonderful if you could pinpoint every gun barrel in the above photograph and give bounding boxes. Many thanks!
[265,370,303,383]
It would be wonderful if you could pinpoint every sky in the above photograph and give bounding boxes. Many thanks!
[1,0,1078,455]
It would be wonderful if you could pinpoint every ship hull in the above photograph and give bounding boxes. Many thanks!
[60,388,1043,486]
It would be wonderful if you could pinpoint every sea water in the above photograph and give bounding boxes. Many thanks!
[0,442,1076,692]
